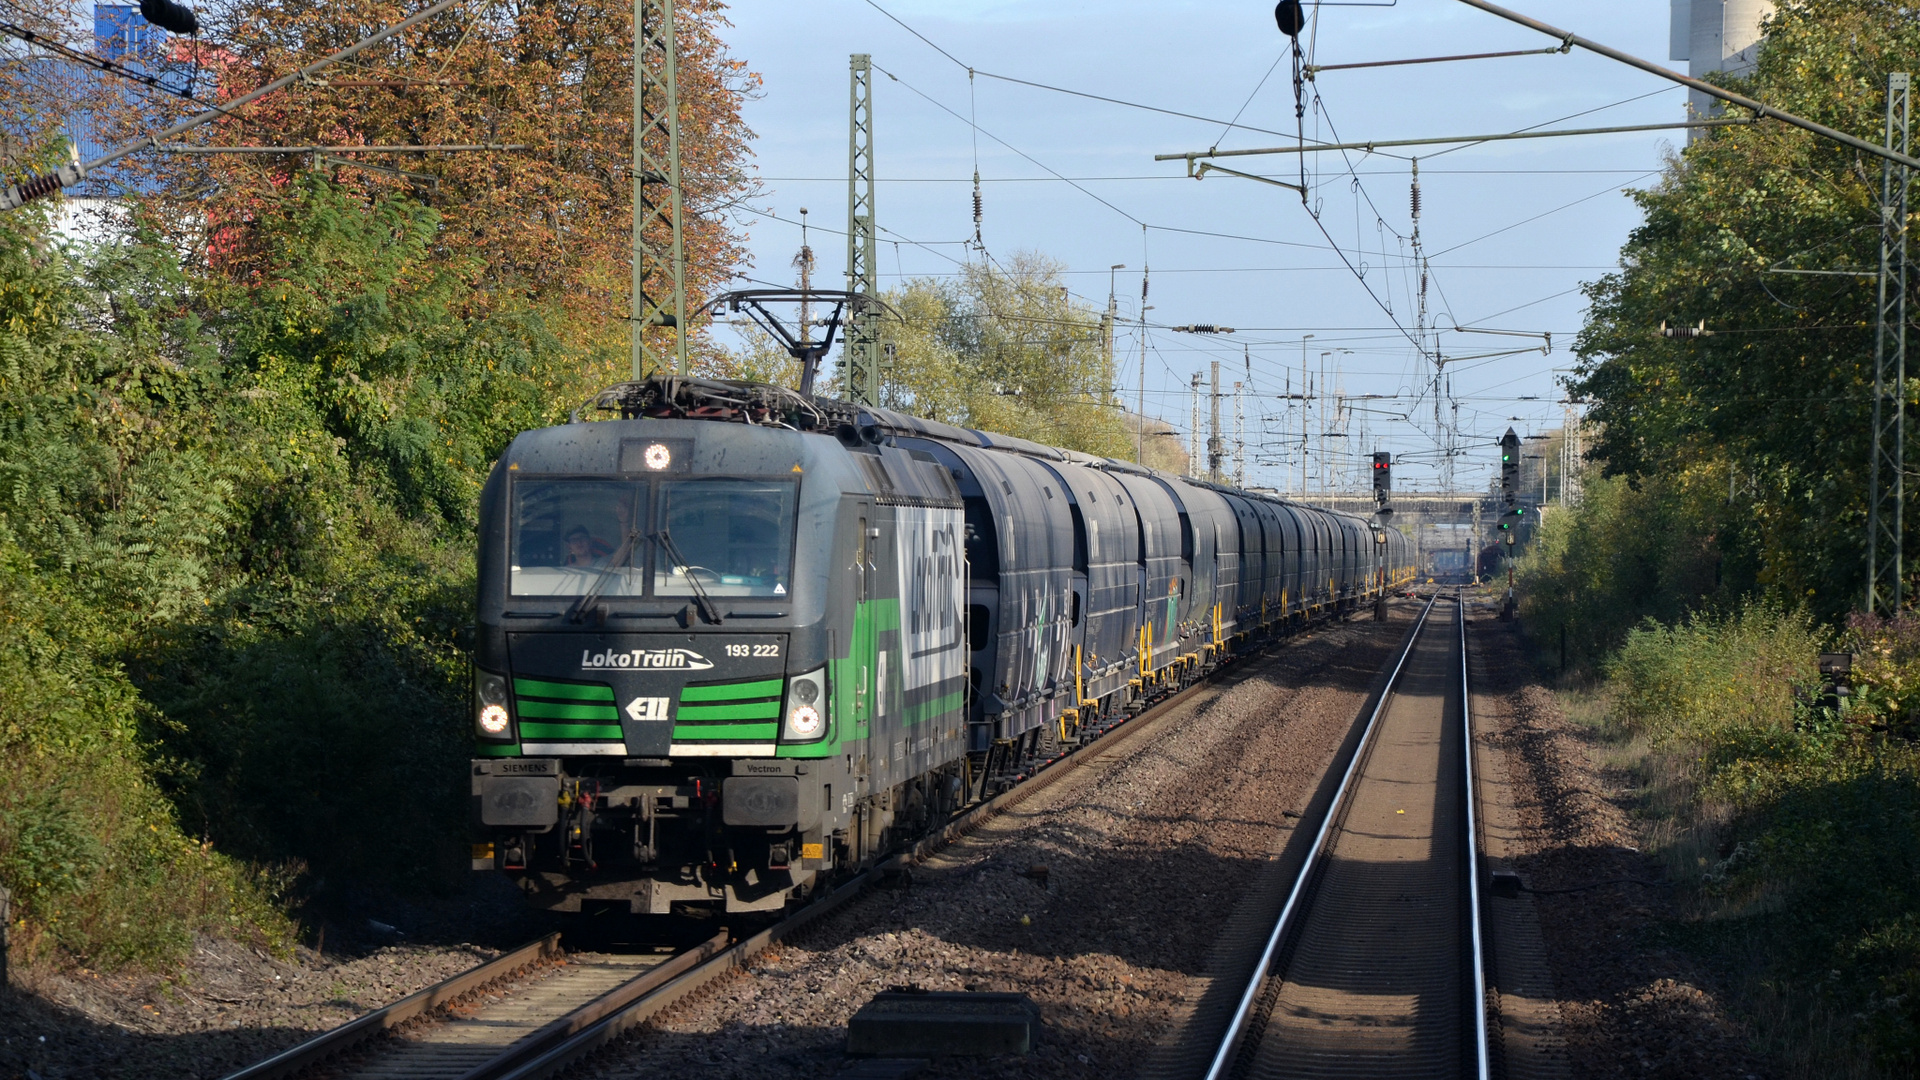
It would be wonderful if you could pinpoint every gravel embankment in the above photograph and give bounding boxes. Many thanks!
[0,875,549,1080]
[576,607,1415,1080]
[1468,611,1767,1080]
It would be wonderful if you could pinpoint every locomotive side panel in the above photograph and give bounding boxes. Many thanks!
[835,444,970,795]
[855,499,969,792]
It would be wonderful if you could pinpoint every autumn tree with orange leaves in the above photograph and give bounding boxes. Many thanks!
[188,0,758,357]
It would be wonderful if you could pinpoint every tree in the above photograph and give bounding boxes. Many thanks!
[867,253,1140,460]
[174,0,758,361]
[1570,0,1920,617]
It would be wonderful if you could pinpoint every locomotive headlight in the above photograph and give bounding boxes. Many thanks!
[783,667,828,742]
[643,442,672,470]
[474,667,514,741]
[786,704,822,738]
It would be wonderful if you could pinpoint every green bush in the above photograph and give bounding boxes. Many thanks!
[1517,466,1761,674]
[0,176,589,970]
[0,790,102,913]
[1571,600,1920,1071]
[1606,603,1820,746]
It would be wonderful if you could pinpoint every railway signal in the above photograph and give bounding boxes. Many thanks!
[1499,429,1521,546]
[1274,0,1306,37]
[1370,451,1392,621]
[1499,429,1520,503]
[139,0,197,34]
[1497,505,1527,544]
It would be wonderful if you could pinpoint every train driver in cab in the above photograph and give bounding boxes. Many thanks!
[562,525,613,568]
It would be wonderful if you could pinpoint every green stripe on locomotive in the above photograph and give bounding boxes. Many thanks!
[516,700,621,721]
[513,677,615,702]
[671,722,781,742]
[676,701,781,722]
[680,677,784,702]
[518,721,624,740]
[778,593,964,760]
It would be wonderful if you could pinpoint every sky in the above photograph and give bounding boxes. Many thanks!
[714,0,1687,496]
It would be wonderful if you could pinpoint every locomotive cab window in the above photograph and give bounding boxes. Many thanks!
[654,480,798,599]
[510,480,646,597]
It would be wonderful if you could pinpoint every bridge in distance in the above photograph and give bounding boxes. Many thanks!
[1267,491,1542,579]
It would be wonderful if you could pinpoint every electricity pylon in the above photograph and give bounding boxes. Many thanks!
[632,0,688,379]
[1868,72,1912,616]
[844,54,883,405]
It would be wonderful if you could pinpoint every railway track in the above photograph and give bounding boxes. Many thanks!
[220,609,1370,1080]
[1205,591,1492,1080]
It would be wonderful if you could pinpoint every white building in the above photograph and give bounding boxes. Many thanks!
[1669,0,1775,127]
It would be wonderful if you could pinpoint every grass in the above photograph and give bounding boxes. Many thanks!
[1541,606,1920,1078]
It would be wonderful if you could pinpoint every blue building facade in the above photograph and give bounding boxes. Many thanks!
[58,4,210,195]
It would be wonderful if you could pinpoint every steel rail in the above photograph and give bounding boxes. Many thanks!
[1459,594,1491,1080]
[219,932,565,1080]
[449,931,729,1080]
[1201,592,1439,1080]
[220,602,1366,1080]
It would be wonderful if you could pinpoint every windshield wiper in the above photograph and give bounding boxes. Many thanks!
[654,529,723,625]
[566,526,643,624]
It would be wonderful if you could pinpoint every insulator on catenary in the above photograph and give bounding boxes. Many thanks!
[1410,183,1422,218]
[18,172,65,201]
[1661,319,1713,339]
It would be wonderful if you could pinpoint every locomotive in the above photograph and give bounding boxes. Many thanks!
[469,376,1414,916]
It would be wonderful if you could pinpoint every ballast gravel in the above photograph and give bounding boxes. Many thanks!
[0,873,551,1080]
[1467,609,1768,1080]
[576,607,1416,1080]
[0,936,507,1080]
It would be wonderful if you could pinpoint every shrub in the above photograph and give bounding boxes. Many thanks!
[0,178,578,970]
[1606,602,1821,746]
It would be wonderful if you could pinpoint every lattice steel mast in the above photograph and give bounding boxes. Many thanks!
[632,0,688,378]
[845,54,883,405]
[1868,72,1912,616]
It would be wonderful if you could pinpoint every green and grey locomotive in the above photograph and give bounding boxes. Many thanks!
[469,377,1413,916]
